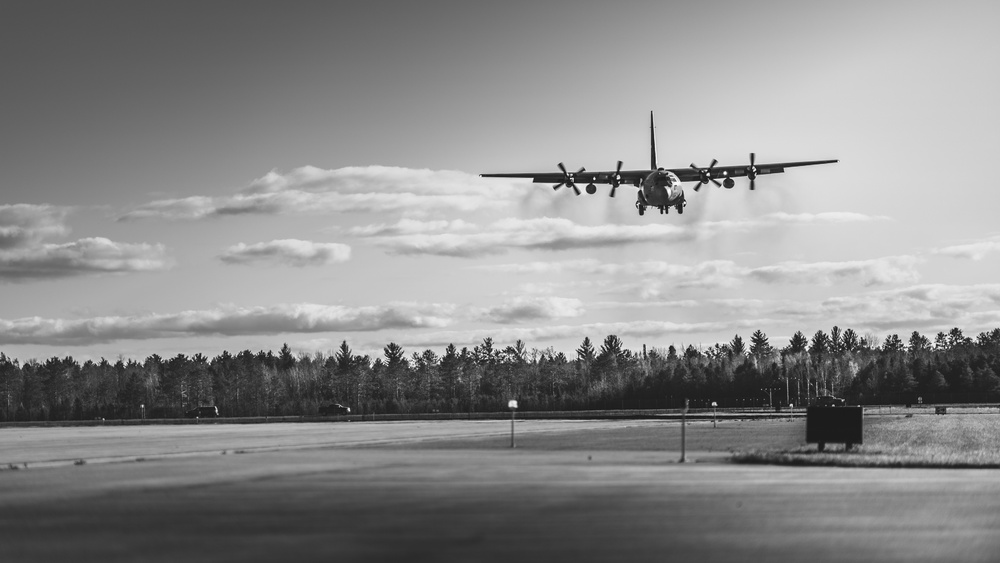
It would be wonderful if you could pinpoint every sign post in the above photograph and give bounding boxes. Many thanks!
[680,398,689,463]
[711,401,718,428]
[508,400,518,448]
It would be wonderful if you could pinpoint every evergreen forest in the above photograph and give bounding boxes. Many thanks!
[2,326,999,422]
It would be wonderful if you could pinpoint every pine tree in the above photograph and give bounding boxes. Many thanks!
[749,330,772,358]
[882,334,905,353]
[841,328,859,352]
[787,331,808,354]
[908,331,931,354]
[829,326,843,354]
[729,335,746,358]
[278,343,296,372]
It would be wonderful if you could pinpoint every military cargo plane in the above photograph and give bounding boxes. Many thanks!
[481,112,837,216]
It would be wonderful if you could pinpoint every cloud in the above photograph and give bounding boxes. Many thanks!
[358,213,888,257]
[219,239,351,267]
[473,296,584,324]
[0,238,171,281]
[0,302,456,345]
[0,204,70,249]
[365,217,693,257]
[479,255,920,294]
[747,255,923,287]
[933,235,1000,260]
[346,218,477,237]
[117,166,520,221]
[817,284,1000,333]
[401,318,769,350]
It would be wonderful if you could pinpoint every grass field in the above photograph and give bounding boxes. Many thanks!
[391,413,1000,468]
[733,413,1000,468]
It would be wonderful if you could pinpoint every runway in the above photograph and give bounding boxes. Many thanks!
[2,420,998,562]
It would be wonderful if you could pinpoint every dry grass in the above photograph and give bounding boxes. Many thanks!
[734,413,1000,467]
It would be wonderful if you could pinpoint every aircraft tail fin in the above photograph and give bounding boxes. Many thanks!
[650,111,658,169]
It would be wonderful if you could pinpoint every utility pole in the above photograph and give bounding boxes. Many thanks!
[679,398,689,463]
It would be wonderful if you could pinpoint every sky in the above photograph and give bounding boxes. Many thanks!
[2,0,999,363]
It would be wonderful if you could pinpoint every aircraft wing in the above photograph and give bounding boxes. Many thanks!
[666,159,839,182]
[479,169,652,186]
[481,159,837,186]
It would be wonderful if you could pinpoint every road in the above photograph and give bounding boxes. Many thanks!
[1,420,998,562]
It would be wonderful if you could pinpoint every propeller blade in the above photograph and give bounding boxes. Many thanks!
[575,167,586,175]
[747,153,758,189]
[553,183,564,191]
[611,160,623,188]
[558,162,568,175]
[709,158,718,169]
[711,178,722,187]
[571,185,581,196]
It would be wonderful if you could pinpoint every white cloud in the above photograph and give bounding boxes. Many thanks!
[219,239,351,267]
[0,238,171,281]
[747,255,923,286]
[347,218,477,237]
[473,296,584,324]
[402,318,768,350]
[0,204,70,249]
[0,302,456,345]
[480,255,920,294]
[117,166,520,221]
[367,217,693,257]
[359,213,888,257]
[933,235,1000,260]
[817,284,1000,333]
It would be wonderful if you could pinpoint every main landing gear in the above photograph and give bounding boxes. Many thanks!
[636,201,685,216]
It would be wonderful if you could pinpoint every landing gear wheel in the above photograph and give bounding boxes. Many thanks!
[676,204,684,214]
[637,203,645,216]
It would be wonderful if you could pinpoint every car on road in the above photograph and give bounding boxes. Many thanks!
[814,395,846,407]
[319,403,351,416]
[185,406,220,418]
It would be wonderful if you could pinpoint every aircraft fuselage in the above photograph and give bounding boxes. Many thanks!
[638,169,685,213]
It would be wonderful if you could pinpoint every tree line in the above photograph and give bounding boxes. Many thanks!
[2,326,999,422]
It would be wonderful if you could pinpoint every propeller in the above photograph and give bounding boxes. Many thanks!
[553,162,585,195]
[689,159,721,191]
[609,160,623,198]
[746,152,758,190]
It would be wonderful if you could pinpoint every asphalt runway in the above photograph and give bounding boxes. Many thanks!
[2,420,998,562]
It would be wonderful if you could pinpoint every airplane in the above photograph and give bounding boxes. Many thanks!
[480,112,838,216]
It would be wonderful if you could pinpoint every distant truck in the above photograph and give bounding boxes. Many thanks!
[185,406,220,418]
[319,403,351,416]
[814,395,846,407]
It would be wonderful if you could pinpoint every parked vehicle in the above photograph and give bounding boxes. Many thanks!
[185,406,220,418]
[814,395,846,407]
[319,403,351,416]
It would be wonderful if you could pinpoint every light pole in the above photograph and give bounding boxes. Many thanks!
[680,398,689,463]
[508,400,518,448]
